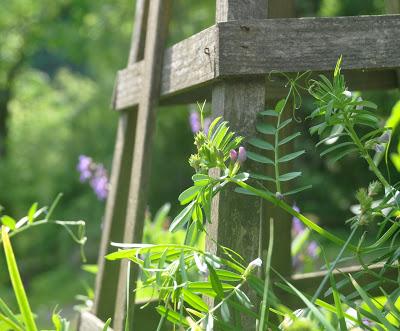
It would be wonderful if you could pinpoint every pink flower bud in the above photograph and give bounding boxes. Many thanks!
[238,146,247,164]
[230,149,238,162]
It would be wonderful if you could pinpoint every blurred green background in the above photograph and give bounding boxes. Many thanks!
[0,0,399,327]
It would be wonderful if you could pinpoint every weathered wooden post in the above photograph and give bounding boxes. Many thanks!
[80,0,400,329]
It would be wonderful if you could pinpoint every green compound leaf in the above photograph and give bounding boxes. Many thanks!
[156,306,190,327]
[250,173,275,183]
[206,262,225,299]
[256,123,276,135]
[278,132,301,146]
[1,216,16,230]
[27,203,38,224]
[279,172,302,182]
[169,201,195,232]
[178,186,201,205]
[247,138,274,151]
[278,150,305,163]
[259,109,278,117]
[182,289,209,313]
[247,152,274,165]
[320,142,354,157]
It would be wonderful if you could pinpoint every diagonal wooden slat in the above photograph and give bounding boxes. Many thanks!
[112,1,172,330]
[92,0,149,323]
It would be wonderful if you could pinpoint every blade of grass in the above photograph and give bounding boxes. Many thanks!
[350,276,397,331]
[273,269,335,331]
[323,249,346,331]
[0,313,24,331]
[102,318,112,331]
[0,297,24,329]
[259,218,274,331]
[1,226,38,331]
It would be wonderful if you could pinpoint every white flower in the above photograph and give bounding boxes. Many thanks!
[343,90,352,98]
[249,257,262,269]
[356,96,363,110]
[193,252,208,275]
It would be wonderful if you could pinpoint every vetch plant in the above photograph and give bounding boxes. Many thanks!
[107,59,400,330]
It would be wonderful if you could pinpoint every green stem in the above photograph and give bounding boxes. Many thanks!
[259,219,274,331]
[274,86,292,194]
[234,180,398,254]
[274,111,282,194]
[2,227,38,331]
[234,180,359,252]
[311,227,357,302]
[345,120,390,189]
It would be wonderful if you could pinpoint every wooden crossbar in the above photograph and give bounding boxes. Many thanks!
[113,14,400,110]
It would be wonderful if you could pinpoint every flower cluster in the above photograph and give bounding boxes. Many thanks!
[189,110,211,134]
[229,146,247,164]
[77,155,109,200]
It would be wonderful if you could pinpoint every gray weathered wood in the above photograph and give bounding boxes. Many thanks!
[218,15,400,75]
[206,0,291,330]
[79,311,113,331]
[114,25,216,110]
[112,1,171,330]
[92,0,148,323]
[113,14,400,110]
[128,0,149,65]
[114,66,399,110]
[386,0,400,85]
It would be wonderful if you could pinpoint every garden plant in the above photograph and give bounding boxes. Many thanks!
[1,60,400,331]
[105,59,400,330]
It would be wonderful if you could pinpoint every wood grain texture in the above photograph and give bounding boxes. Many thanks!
[113,1,171,330]
[79,312,113,331]
[113,14,400,110]
[216,0,267,21]
[114,67,399,109]
[218,15,400,75]
[114,26,216,110]
[386,0,400,85]
[92,0,148,323]
[207,2,268,330]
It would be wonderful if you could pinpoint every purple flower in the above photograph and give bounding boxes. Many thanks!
[374,143,385,153]
[292,204,304,236]
[77,155,93,182]
[238,146,247,164]
[307,241,318,258]
[189,111,201,133]
[378,131,391,143]
[90,165,109,200]
[230,149,238,162]
[78,155,109,200]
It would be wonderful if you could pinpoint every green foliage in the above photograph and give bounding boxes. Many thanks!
[171,114,247,246]
[106,60,400,330]
[247,73,310,197]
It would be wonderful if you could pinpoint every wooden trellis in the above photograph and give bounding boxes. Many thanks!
[78,0,400,330]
